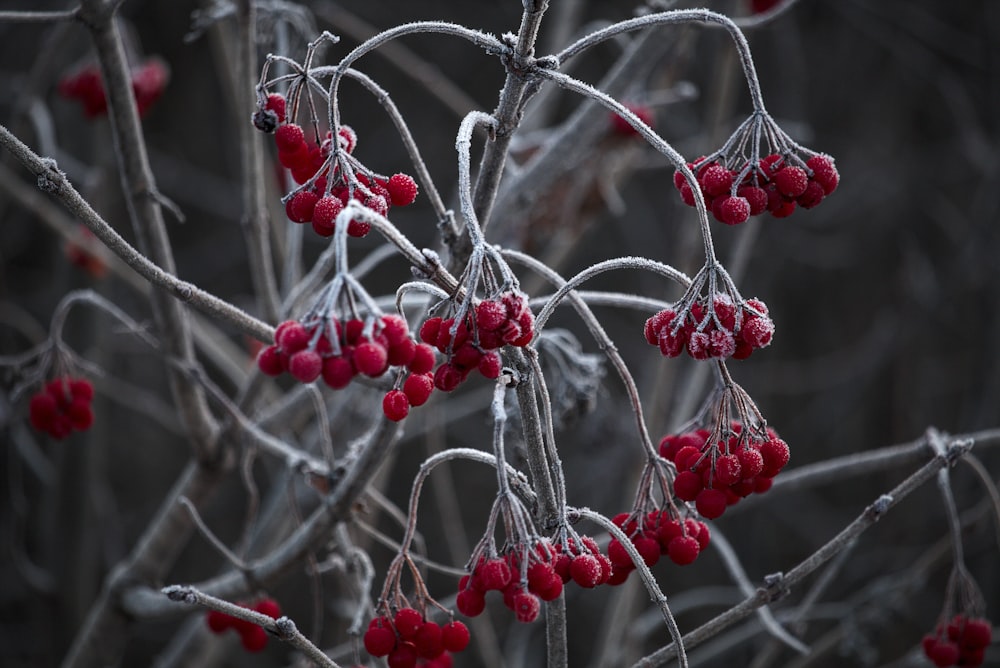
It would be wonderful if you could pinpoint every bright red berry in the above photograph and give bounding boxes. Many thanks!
[387,641,419,668]
[354,341,389,377]
[382,390,410,421]
[667,535,701,565]
[441,621,470,652]
[402,373,434,407]
[569,553,602,588]
[714,195,751,225]
[288,350,322,383]
[695,488,728,519]
[512,591,540,623]
[275,123,306,153]
[456,587,485,617]
[386,173,419,206]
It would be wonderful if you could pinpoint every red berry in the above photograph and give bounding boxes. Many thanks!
[477,351,502,379]
[797,180,825,209]
[441,621,470,652]
[759,437,790,477]
[607,539,632,568]
[275,320,310,352]
[963,619,992,649]
[386,173,419,206]
[738,185,769,215]
[394,608,423,640]
[737,448,765,480]
[364,624,397,657]
[67,400,94,431]
[569,553,602,588]
[287,190,320,223]
[740,314,775,349]
[382,390,410,421]
[321,356,355,389]
[714,454,743,486]
[312,195,343,230]
[714,195,751,225]
[927,640,960,667]
[240,624,269,652]
[433,363,466,392]
[205,609,232,634]
[387,641,419,668]
[402,373,434,407]
[512,591,540,623]
[69,379,94,401]
[673,470,703,502]
[380,315,410,345]
[695,488,728,519]
[265,93,286,123]
[338,125,357,153]
[414,621,444,659]
[773,166,808,198]
[355,341,389,377]
[699,163,733,198]
[29,392,58,431]
[478,558,512,591]
[254,598,281,619]
[633,535,660,567]
[667,535,700,565]
[456,587,485,617]
[275,123,306,153]
[288,350,322,383]
[806,154,839,195]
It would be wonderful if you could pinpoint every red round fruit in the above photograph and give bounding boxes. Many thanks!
[288,350,322,383]
[695,488,728,519]
[364,623,396,657]
[667,535,700,565]
[382,390,410,421]
[441,620,470,652]
[240,624,269,652]
[386,173,419,206]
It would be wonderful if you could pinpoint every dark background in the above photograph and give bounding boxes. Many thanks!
[1,1,997,666]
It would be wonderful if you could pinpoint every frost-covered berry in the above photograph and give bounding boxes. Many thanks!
[275,123,306,153]
[382,390,410,421]
[714,195,751,225]
[773,166,809,199]
[569,553,603,588]
[355,341,389,377]
[288,350,322,383]
[386,173,419,206]
[667,535,701,565]
[403,373,434,407]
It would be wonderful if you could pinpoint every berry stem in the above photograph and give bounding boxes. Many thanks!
[556,9,767,114]
[927,428,967,569]
[534,67,720,266]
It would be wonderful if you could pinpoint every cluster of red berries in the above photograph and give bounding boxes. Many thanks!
[456,538,611,623]
[922,615,992,667]
[416,292,533,395]
[362,608,469,667]
[673,153,839,224]
[254,93,419,238]
[57,59,169,119]
[606,512,712,583]
[258,315,437,420]
[29,377,95,440]
[644,293,774,360]
[659,422,790,521]
[205,598,281,653]
[609,103,655,137]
